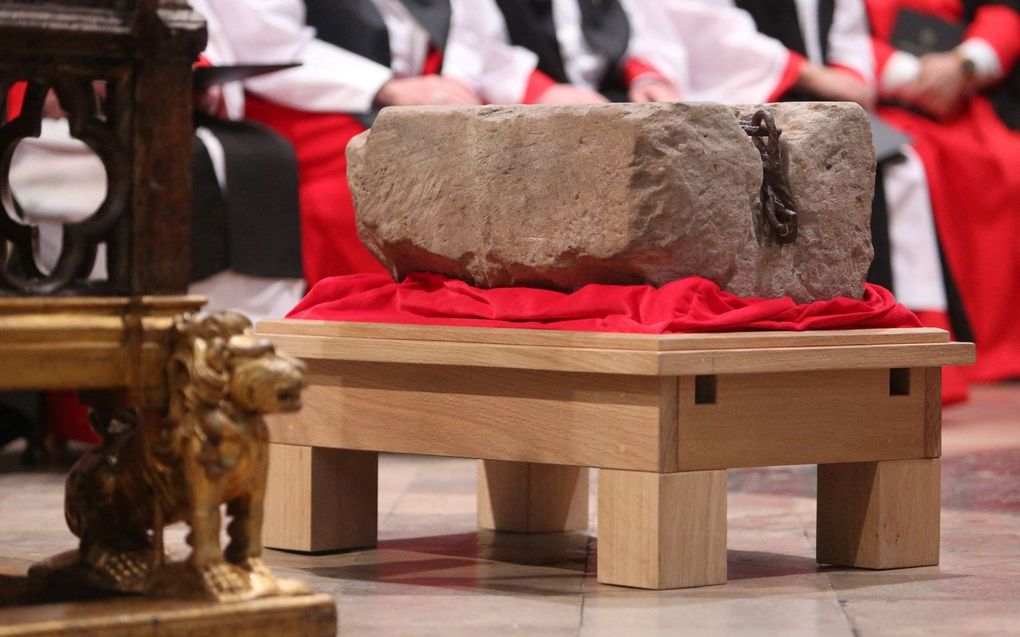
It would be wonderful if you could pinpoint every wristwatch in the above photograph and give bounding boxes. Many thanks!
[955,49,978,81]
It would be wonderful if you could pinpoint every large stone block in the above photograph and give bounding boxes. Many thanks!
[348,102,874,302]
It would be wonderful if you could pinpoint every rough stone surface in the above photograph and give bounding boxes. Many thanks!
[348,102,874,302]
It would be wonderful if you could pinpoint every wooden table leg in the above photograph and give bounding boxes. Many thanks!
[597,469,727,589]
[477,460,589,533]
[264,443,378,552]
[817,458,940,569]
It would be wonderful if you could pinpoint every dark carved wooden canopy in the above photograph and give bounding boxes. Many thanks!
[0,0,205,295]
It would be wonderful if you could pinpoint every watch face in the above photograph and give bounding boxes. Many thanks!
[961,57,978,78]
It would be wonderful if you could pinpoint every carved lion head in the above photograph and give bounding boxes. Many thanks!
[169,312,306,419]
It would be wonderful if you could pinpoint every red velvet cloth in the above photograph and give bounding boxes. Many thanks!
[289,273,921,333]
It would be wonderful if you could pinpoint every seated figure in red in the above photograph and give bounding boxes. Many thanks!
[867,0,1020,383]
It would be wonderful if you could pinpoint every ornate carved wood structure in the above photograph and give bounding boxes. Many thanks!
[0,0,204,295]
[0,2,335,633]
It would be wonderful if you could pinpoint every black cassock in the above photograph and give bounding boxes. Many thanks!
[189,118,302,283]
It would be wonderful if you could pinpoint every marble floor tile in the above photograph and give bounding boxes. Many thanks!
[0,384,1018,635]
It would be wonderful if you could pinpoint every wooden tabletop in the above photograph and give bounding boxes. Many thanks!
[257,320,976,376]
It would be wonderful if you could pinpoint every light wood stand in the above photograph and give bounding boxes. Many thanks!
[478,461,589,533]
[257,320,973,589]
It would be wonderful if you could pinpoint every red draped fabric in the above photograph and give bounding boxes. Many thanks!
[867,0,1020,382]
[289,273,921,333]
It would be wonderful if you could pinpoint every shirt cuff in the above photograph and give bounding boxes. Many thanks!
[622,57,668,87]
[767,51,806,102]
[880,50,921,94]
[522,69,557,104]
[957,38,1004,84]
[965,4,1020,73]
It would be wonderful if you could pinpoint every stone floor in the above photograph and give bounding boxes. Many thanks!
[1,383,1018,636]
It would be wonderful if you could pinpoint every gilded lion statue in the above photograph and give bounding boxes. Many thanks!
[37,312,307,601]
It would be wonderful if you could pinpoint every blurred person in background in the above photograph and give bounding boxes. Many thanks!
[866,0,1020,384]
[194,0,612,286]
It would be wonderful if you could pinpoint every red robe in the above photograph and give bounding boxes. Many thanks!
[868,0,1020,382]
[244,97,385,286]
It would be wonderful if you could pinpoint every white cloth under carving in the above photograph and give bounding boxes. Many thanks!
[9,119,304,322]
[188,0,539,110]
[9,119,109,279]
[190,271,306,322]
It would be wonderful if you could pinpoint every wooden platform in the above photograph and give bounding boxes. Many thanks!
[256,320,975,589]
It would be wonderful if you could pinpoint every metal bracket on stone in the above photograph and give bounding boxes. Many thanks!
[741,109,798,245]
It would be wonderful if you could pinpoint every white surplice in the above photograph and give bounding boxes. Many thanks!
[189,0,540,110]
[629,0,873,103]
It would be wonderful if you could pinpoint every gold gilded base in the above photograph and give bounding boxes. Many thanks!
[27,551,311,603]
[1,558,335,637]
[0,591,336,637]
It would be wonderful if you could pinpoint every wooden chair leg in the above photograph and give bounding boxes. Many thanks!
[817,458,940,569]
[477,460,589,533]
[597,469,727,589]
[264,443,378,552]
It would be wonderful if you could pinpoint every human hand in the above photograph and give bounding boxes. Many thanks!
[195,85,224,117]
[798,64,875,109]
[538,83,609,104]
[41,82,109,119]
[42,90,65,119]
[628,78,682,103]
[897,52,972,120]
[374,75,482,106]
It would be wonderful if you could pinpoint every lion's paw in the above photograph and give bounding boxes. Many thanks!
[85,549,155,593]
[197,562,252,601]
[237,557,311,597]
[236,556,273,578]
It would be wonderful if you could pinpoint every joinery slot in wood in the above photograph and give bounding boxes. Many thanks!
[694,375,717,404]
[889,368,911,396]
